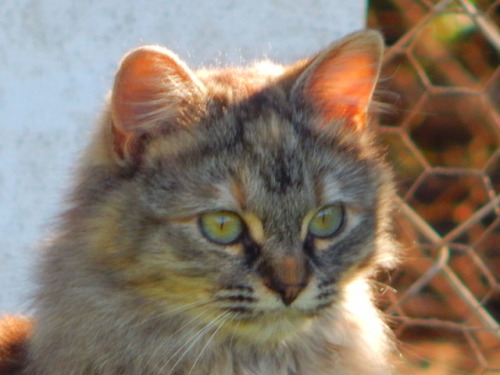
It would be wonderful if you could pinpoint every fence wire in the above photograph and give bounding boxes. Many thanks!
[368,0,499,373]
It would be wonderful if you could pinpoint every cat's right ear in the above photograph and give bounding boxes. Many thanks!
[111,46,205,164]
[291,31,383,132]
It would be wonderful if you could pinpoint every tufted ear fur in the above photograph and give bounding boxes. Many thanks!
[111,46,206,164]
[292,31,383,131]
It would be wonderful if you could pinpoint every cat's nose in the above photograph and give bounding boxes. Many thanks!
[263,255,309,306]
[272,281,307,306]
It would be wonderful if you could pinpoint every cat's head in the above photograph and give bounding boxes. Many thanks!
[80,31,396,343]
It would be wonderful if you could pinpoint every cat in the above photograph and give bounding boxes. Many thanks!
[0,30,398,375]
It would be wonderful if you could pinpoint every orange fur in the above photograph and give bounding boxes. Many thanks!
[0,316,32,375]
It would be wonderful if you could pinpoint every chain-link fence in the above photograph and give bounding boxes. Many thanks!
[368,0,499,373]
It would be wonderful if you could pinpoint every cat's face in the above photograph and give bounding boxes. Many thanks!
[85,31,394,343]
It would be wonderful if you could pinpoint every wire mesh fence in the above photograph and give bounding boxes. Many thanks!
[368,0,499,373]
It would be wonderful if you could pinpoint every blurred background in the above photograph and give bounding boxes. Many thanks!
[0,0,498,374]
[369,0,499,373]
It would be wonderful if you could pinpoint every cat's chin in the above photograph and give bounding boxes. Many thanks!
[220,309,318,344]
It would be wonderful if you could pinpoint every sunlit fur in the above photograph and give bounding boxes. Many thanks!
[4,31,398,375]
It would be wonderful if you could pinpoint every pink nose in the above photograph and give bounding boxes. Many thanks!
[264,255,309,305]
[273,282,307,306]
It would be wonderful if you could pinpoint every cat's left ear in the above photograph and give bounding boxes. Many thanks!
[111,46,205,164]
[291,30,384,131]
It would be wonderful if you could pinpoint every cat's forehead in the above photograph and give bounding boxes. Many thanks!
[139,85,375,218]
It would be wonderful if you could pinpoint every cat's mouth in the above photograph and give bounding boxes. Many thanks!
[220,300,333,319]
[213,279,338,321]
[173,294,325,344]
[215,306,321,344]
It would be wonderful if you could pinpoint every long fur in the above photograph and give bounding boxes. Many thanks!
[1,31,398,375]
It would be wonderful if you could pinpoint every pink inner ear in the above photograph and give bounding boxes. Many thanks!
[111,51,166,159]
[110,46,202,162]
[308,55,378,128]
[112,48,183,133]
[302,34,383,130]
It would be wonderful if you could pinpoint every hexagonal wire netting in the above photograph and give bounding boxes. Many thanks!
[368,0,499,374]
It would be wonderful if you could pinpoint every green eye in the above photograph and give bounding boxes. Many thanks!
[308,205,345,238]
[199,211,244,245]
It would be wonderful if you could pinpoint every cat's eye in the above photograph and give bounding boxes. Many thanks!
[308,204,345,238]
[199,211,244,245]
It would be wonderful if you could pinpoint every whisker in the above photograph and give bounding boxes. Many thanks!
[130,299,211,328]
[166,311,231,375]
[215,287,254,300]
[228,319,241,349]
[172,309,215,335]
[143,309,211,371]
[155,325,205,374]
[187,313,233,375]
[130,298,212,329]
[155,313,214,374]
[163,311,231,375]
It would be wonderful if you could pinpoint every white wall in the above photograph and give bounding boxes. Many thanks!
[0,0,365,313]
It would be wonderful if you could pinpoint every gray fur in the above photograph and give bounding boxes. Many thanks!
[25,31,398,375]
